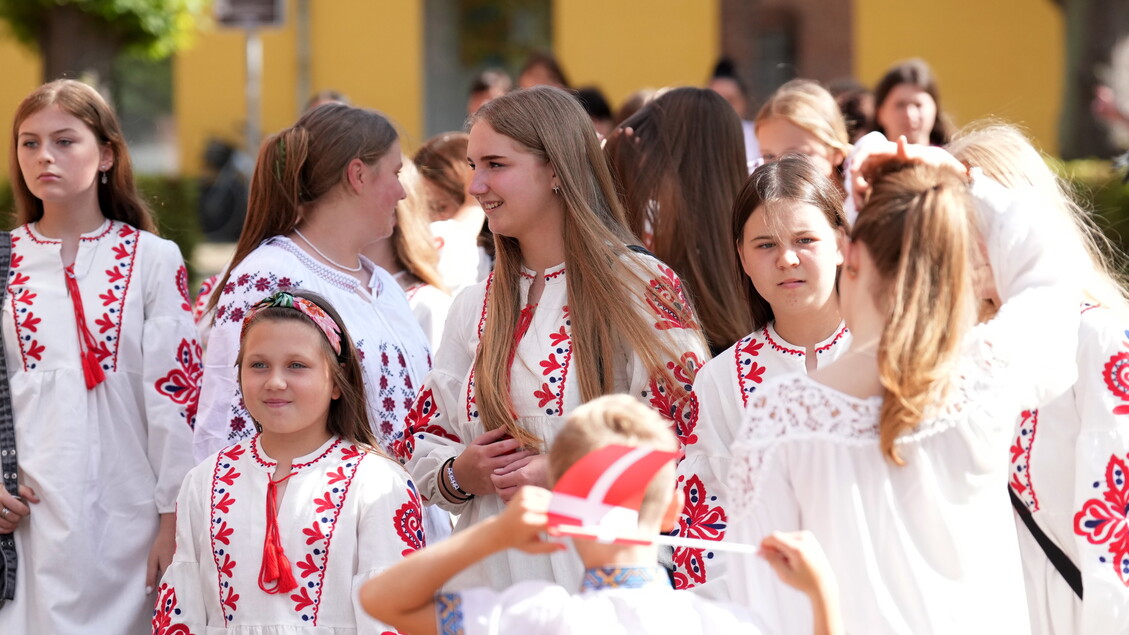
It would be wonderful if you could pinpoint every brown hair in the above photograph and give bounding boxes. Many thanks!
[469,86,706,449]
[392,158,446,291]
[606,87,750,351]
[549,394,678,527]
[873,58,953,146]
[208,103,399,313]
[854,162,974,464]
[413,132,472,218]
[755,79,852,170]
[10,79,157,233]
[237,290,384,454]
[732,155,848,330]
[518,51,571,89]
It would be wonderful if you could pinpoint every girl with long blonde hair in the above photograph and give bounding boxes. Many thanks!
[727,145,1084,634]
[393,86,708,591]
[949,123,1129,634]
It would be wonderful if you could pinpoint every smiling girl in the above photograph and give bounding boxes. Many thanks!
[154,291,424,634]
[394,86,708,592]
[0,79,199,634]
[672,155,851,596]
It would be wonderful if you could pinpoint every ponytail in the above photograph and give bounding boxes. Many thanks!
[207,126,310,313]
[854,163,974,464]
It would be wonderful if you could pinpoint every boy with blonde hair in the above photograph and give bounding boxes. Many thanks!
[362,395,841,634]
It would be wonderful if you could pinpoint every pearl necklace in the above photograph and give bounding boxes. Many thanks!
[293,228,363,273]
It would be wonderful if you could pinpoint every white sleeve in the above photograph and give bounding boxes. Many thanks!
[672,354,739,597]
[352,461,425,635]
[152,461,211,632]
[397,287,480,513]
[967,175,1082,410]
[139,235,199,511]
[1069,317,1129,633]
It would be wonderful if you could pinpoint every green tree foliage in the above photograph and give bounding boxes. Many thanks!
[0,0,210,59]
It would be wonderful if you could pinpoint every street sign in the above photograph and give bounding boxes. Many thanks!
[215,0,284,29]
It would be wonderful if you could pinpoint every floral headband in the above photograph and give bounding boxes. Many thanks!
[242,291,343,355]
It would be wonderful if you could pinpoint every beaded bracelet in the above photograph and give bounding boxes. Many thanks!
[445,456,473,498]
[439,456,473,502]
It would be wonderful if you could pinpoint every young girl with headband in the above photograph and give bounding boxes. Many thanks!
[154,290,425,634]
[393,86,709,592]
[672,155,851,596]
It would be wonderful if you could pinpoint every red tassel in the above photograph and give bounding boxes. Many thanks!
[259,472,298,594]
[503,303,537,420]
[506,303,537,372]
[63,265,106,390]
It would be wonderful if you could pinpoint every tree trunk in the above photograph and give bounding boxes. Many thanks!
[37,4,122,94]
[1059,0,1129,159]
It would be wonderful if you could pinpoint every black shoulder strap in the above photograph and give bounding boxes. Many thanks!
[0,230,16,603]
[1009,486,1083,599]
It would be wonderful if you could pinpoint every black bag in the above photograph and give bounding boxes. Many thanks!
[0,231,17,606]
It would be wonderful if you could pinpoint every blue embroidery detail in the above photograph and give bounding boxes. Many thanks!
[437,592,465,635]
[580,566,672,592]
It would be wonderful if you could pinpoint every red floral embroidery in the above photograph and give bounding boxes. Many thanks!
[214,521,233,545]
[394,482,426,556]
[1103,350,1129,415]
[221,586,239,613]
[1074,453,1129,586]
[645,265,698,330]
[393,388,460,462]
[25,340,44,361]
[176,265,192,312]
[290,586,315,612]
[671,474,728,589]
[313,492,335,513]
[155,339,203,427]
[151,583,196,635]
[296,553,320,578]
[303,521,325,545]
[1009,410,1040,512]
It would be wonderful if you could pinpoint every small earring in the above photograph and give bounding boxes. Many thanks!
[552,186,561,194]
[100,169,108,185]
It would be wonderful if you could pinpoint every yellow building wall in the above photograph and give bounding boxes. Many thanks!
[555,0,718,108]
[855,0,1063,154]
[0,38,42,179]
[176,0,423,177]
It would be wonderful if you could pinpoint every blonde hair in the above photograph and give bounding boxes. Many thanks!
[755,79,852,162]
[469,87,706,449]
[855,163,975,464]
[549,394,678,526]
[947,122,1129,314]
[392,157,446,291]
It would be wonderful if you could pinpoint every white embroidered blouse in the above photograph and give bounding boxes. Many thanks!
[154,435,424,634]
[726,177,1084,635]
[394,258,708,591]
[672,322,850,596]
